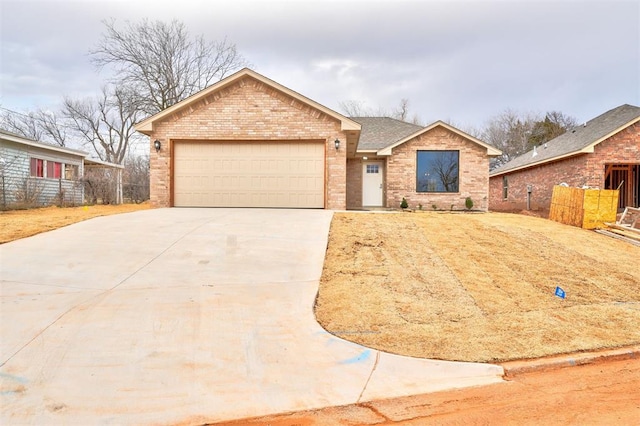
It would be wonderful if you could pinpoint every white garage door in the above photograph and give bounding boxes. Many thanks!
[173,141,325,208]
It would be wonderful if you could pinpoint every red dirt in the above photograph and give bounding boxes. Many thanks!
[210,356,640,425]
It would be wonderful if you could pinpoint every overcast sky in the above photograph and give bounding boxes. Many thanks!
[1,0,638,131]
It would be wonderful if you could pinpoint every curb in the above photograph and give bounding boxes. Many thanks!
[500,345,640,378]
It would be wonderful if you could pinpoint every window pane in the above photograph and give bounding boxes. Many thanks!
[416,151,459,192]
[32,159,44,178]
[53,162,61,178]
[503,176,508,199]
[64,164,78,180]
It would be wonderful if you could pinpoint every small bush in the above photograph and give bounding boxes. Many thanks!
[465,197,474,210]
[400,197,408,209]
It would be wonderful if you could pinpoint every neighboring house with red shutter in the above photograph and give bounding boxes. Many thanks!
[136,68,502,211]
[0,129,123,208]
[489,104,640,214]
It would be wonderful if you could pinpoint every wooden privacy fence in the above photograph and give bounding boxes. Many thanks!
[549,185,619,229]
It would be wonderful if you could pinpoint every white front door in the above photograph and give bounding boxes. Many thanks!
[362,161,384,206]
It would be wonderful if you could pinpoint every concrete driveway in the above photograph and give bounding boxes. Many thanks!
[1,208,503,425]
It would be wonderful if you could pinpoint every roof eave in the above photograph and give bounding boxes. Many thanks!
[490,115,640,177]
[490,150,585,177]
[376,121,502,156]
[1,132,87,157]
[134,68,361,135]
[579,115,640,154]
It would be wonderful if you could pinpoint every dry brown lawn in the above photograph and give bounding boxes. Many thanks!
[315,212,640,363]
[0,203,152,244]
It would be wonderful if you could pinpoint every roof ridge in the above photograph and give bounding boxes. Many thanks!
[490,103,640,176]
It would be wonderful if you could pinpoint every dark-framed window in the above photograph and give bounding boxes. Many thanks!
[502,176,509,199]
[416,150,459,193]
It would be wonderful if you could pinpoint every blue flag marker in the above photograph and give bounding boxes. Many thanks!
[555,286,566,299]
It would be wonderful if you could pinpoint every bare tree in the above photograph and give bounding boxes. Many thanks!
[63,86,142,164]
[393,98,410,121]
[123,153,150,203]
[340,98,424,124]
[0,109,67,146]
[339,100,369,117]
[90,19,249,115]
[482,109,538,167]
[482,109,577,169]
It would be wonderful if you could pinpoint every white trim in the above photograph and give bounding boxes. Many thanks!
[490,151,585,177]
[135,68,361,134]
[1,131,87,157]
[490,116,640,177]
[84,158,125,169]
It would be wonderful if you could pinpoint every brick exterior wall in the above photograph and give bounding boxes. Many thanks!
[489,122,640,213]
[386,126,492,211]
[148,76,347,209]
[346,158,363,209]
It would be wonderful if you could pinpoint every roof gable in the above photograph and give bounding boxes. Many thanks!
[135,68,361,135]
[376,121,502,156]
[490,104,640,177]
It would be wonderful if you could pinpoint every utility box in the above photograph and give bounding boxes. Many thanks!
[549,185,619,229]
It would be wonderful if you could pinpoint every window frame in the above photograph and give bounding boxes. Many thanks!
[47,161,62,179]
[366,164,380,174]
[30,158,45,178]
[416,150,460,193]
[64,164,79,180]
[502,176,509,199]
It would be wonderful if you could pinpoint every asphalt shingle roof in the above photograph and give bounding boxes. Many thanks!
[491,104,640,175]
[351,117,424,151]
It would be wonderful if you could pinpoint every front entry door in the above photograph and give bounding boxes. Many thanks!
[363,161,384,206]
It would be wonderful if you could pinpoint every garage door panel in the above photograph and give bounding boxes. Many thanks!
[174,141,325,208]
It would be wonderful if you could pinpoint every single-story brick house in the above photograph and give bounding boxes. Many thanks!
[489,104,640,213]
[135,68,501,210]
[0,129,124,208]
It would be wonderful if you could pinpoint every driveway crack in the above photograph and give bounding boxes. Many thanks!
[357,350,380,403]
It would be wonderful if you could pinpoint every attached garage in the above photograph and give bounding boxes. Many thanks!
[172,140,325,208]
[135,68,360,210]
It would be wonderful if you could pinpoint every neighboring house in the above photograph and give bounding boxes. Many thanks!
[135,68,501,210]
[0,129,124,208]
[489,104,640,213]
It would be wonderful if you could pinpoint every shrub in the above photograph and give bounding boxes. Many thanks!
[400,197,408,209]
[465,197,474,210]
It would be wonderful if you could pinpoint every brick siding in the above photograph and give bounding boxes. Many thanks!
[489,122,640,213]
[386,126,491,211]
[346,158,363,209]
[148,76,346,209]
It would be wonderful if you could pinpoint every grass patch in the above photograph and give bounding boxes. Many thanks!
[315,212,640,362]
[0,203,152,244]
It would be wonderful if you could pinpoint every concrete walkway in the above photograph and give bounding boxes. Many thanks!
[0,208,503,425]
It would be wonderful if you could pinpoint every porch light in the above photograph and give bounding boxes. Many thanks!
[154,140,161,152]
[334,139,340,150]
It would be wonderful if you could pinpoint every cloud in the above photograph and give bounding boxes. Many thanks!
[0,0,638,128]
